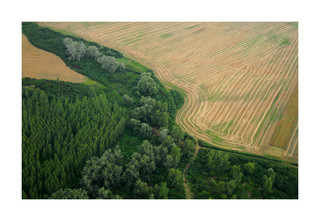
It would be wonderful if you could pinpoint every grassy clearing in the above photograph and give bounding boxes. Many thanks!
[160,80,187,97]
[40,25,79,37]
[82,78,106,89]
[116,57,148,73]
[116,130,144,163]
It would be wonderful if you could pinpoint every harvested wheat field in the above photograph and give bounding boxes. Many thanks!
[40,22,298,162]
[270,85,298,160]
[22,34,87,83]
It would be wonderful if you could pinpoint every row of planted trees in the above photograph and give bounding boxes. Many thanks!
[64,37,125,73]
[22,88,126,198]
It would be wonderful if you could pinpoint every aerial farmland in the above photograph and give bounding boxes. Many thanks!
[39,22,298,162]
[22,22,298,199]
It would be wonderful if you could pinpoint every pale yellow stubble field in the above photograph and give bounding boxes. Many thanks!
[40,22,298,162]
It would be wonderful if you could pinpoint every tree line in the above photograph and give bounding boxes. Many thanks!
[187,148,298,199]
[63,37,125,73]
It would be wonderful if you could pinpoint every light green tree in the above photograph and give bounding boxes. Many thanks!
[168,168,183,187]
[133,179,151,198]
[226,180,237,195]
[50,188,89,199]
[139,123,152,139]
[154,182,169,199]
[137,72,158,96]
[97,55,119,73]
[263,168,276,194]
[97,187,121,199]
[232,165,243,185]
[171,144,182,168]
[159,128,169,141]
[171,126,184,144]
[244,162,255,174]
[63,38,87,61]
[182,139,195,158]
[87,45,101,59]
[122,94,134,107]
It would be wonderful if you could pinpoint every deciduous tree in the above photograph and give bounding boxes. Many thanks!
[63,38,87,61]
[139,123,152,139]
[168,168,183,188]
[182,138,195,158]
[96,187,121,199]
[159,128,169,142]
[122,94,134,107]
[137,72,158,96]
[80,147,124,197]
[171,126,184,144]
[153,182,169,199]
[171,144,182,168]
[133,179,152,198]
[97,55,119,73]
[207,150,230,173]
[232,165,243,185]
[87,45,101,59]
[50,188,89,199]
[244,162,255,174]
[226,180,237,195]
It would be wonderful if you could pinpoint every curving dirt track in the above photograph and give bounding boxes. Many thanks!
[22,34,87,83]
[182,144,200,199]
[39,22,298,162]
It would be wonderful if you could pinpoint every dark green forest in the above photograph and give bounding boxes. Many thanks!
[22,88,126,198]
[22,81,193,199]
[22,22,298,199]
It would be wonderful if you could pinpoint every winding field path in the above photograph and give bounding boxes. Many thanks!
[182,144,200,199]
